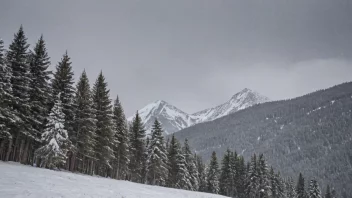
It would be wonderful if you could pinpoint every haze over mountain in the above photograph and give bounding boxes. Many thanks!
[128,88,269,134]
[173,82,352,197]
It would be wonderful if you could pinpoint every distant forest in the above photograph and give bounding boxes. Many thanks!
[0,26,336,198]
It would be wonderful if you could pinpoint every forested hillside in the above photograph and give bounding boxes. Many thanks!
[174,82,352,198]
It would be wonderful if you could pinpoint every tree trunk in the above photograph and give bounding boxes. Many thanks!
[12,132,21,162]
[70,153,76,172]
[5,138,13,161]
[21,139,30,164]
[0,139,5,160]
[18,138,26,164]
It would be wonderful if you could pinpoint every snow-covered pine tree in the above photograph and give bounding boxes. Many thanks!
[308,179,321,198]
[276,172,286,198]
[195,154,207,192]
[175,141,192,190]
[72,70,96,174]
[325,185,331,198]
[28,35,51,164]
[183,138,199,191]
[51,51,75,169]
[207,151,220,194]
[146,119,168,186]
[92,71,114,177]
[112,95,129,180]
[258,154,271,198]
[235,155,246,198]
[34,94,71,169]
[286,177,298,198]
[128,111,146,183]
[219,149,234,196]
[296,173,306,198]
[6,25,33,163]
[246,154,259,198]
[0,38,17,161]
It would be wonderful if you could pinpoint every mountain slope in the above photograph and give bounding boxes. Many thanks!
[128,89,269,135]
[0,162,228,198]
[192,88,269,122]
[128,100,198,135]
[173,82,352,197]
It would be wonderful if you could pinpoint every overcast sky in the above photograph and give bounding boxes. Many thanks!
[1,0,352,116]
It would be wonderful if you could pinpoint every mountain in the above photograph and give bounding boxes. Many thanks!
[192,88,269,122]
[172,82,352,197]
[128,88,269,135]
[128,100,198,135]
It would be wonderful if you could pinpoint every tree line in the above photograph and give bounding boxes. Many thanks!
[0,26,336,198]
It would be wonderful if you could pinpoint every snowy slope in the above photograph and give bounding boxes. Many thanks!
[192,88,269,122]
[128,89,269,135]
[127,100,198,135]
[0,162,228,198]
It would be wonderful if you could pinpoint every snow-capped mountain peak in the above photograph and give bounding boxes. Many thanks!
[128,88,269,135]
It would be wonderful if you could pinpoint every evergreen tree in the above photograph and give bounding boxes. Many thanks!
[146,119,168,186]
[219,149,234,196]
[51,52,75,140]
[286,177,298,198]
[308,179,321,198]
[28,35,51,159]
[207,151,220,194]
[128,111,146,183]
[73,71,96,174]
[196,154,207,192]
[246,154,259,198]
[6,25,33,163]
[92,71,114,176]
[325,185,331,198]
[34,94,71,169]
[258,154,271,198]
[236,155,247,198]
[297,173,306,198]
[112,95,129,180]
[183,138,199,191]
[175,143,192,190]
[0,38,16,161]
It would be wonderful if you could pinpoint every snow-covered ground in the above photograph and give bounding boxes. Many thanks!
[0,162,228,198]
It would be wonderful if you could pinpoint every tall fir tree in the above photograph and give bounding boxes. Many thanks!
[183,138,199,191]
[236,155,247,198]
[308,179,321,198]
[72,71,96,174]
[51,52,75,170]
[146,119,168,186]
[28,35,51,161]
[196,154,207,192]
[246,154,259,198]
[92,71,114,176]
[219,149,234,196]
[207,151,220,194]
[34,94,71,169]
[128,111,146,183]
[174,141,192,190]
[6,25,33,163]
[297,173,306,198]
[0,38,16,161]
[286,177,298,198]
[258,153,271,198]
[112,95,129,180]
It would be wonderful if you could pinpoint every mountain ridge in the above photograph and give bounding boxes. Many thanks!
[128,88,270,135]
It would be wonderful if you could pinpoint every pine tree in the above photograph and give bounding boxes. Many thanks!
[207,151,220,194]
[325,185,332,198]
[196,154,207,192]
[92,71,114,177]
[286,177,298,198]
[246,154,259,198]
[175,143,192,190]
[183,138,199,191]
[258,154,271,198]
[72,71,96,174]
[297,173,306,198]
[112,95,129,180]
[236,155,247,198]
[34,94,71,169]
[219,149,234,196]
[28,35,51,161]
[0,39,16,161]
[128,111,146,183]
[146,119,168,186]
[308,179,321,198]
[6,25,33,163]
